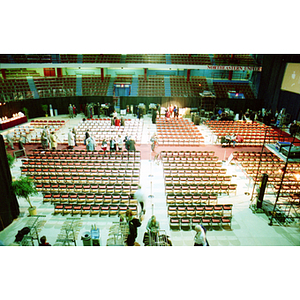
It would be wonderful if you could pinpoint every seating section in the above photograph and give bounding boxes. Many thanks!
[156,118,204,146]
[0,54,53,64]
[162,151,233,231]
[20,149,141,217]
[170,54,211,65]
[0,78,33,100]
[33,76,77,98]
[82,75,111,96]
[138,75,165,97]
[4,68,40,78]
[170,76,209,97]
[82,54,122,63]
[125,54,166,64]
[74,118,143,145]
[213,54,258,66]
[205,120,280,146]
[213,81,256,99]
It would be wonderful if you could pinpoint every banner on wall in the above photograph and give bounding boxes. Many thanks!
[206,65,262,71]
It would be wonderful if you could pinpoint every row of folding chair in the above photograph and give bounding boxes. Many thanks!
[161,156,219,162]
[166,193,218,205]
[240,162,285,169]
[36,182,139,194]
[160,150,215,157]
[27,154,141,162]
[54,203,138,217]
[167,204,232,218]
[32,175,140,185]
[163,162,223,169]
[165,183,237,195]
[31,149,141,157]
[22,166,140,175]
[163,167,227,175]
[170,216,232,231]
[164,175,232,184]
[43,192,134,205]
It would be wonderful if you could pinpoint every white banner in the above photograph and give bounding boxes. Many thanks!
[207,65,262,71]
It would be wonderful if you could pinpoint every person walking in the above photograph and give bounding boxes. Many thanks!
[133,185,146,217]
[194,225,209,246]
[125,209,142,246]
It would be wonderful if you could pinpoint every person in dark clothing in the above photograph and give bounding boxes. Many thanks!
[290,120,299,137]
[39,236,51,246]
[152,107,157,124]
[84,129,90,145]
[129,138,136,151]
[125,209,142,246]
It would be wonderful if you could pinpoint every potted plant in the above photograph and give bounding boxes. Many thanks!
[11,176,38,216]
[7,153,15,168]
[41,104,48,117]
[22,107,29,120]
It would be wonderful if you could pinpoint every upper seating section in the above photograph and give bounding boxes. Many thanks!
[125,54,166,64]
[171,54,211,65]
[0,54,53,64]
[82,75,111,96]
[34,76,77,98]
[213,81,255,99]
[213,54,258,66]
[4,68,40,78]
[0,78,33,100]
[138,75,165,96]
[170,76,209,97]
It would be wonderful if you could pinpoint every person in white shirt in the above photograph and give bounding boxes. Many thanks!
[194,225,208,246]
[134,185,146,216]
[68,129,75,149]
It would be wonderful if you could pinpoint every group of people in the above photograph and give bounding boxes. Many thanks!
[221,133,243,147]
[68,104,77,118]
[41,125,62,150]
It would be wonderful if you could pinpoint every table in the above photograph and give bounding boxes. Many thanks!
[0,116,28,130]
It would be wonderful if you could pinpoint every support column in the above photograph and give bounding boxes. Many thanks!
[57,68,62,77]
[101,68,104,82]
[187,69,191,82]
[1,69,6,79]
[144,68,147,81]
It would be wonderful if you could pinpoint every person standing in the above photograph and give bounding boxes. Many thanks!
[194,225,209,246]
[133,185,146,216]
[68,104,73,118]
[49,131,57,150]
[125,209,142,246]
[84,129,90,146]
[173,105,179,119]
[129,138,136,151]
[101,139,108,151]
[41,126,49,149]
[120,116,125,127]
[117,135,123,151]
[73,105,77,117]
[157,104,161,118]
[109,137,116,152]
[6,130,14,150]
[68,128,75,149]
[146,215,160,244]
[86,135,96,151]
[152,106,157,124]
[72,127,77,146]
